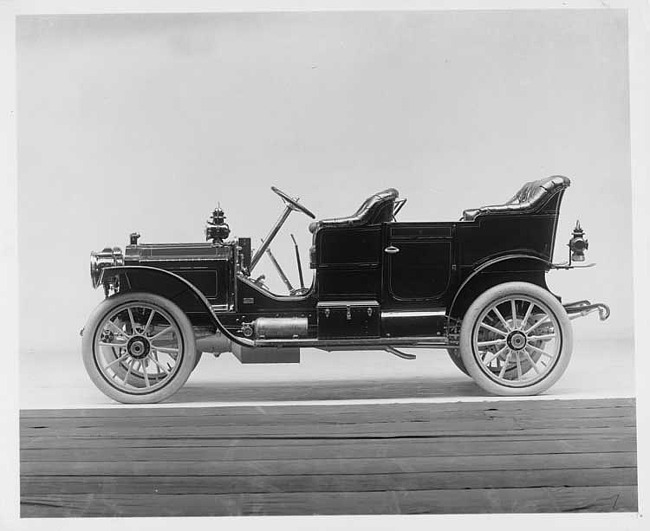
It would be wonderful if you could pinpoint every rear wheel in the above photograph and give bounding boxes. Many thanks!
[82,292,197,404]
[459,282,572,396]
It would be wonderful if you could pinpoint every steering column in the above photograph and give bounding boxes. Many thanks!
[249,186,315,273]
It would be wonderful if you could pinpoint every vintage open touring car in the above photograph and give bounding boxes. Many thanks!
[82,176,610,403]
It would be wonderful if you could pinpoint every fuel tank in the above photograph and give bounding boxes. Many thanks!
[250,317,309,339]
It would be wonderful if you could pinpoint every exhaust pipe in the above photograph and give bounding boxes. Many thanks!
[564,300,610,321]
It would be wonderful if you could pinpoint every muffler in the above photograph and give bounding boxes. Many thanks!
[195,331,232,354]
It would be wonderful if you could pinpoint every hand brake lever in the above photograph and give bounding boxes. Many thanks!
[290,234,305,290]
[262,239,294,293]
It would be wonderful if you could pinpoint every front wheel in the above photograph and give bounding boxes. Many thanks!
[81,292,197,404]
[459,282,573,396]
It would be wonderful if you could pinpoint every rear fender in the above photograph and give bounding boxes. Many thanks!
[448,254,553,323]
[99,265,252,347]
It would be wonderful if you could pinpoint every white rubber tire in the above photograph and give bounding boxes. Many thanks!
[447,348,470,376]
[459,282,573,396]
[82,292,197,404]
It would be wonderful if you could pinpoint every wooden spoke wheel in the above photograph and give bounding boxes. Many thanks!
[459,282,573,396]
[82,293,196,404]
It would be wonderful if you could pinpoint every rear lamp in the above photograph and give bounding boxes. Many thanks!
[568,220,588,262]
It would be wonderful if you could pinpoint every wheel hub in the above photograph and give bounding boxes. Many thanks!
[507,330,527,351]
[127,335,151,359]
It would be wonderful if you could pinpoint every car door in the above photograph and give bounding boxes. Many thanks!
[382,223,454,308]
[316,226,383,300]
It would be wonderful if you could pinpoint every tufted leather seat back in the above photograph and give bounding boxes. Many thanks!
[462,176,571,222]
[309,188,399,233]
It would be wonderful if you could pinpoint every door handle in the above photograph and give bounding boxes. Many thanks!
[384,246,400,254]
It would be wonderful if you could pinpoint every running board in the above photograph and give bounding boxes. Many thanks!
[253,336,450,349]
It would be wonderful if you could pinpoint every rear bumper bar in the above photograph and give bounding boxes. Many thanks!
[563,300,610,321]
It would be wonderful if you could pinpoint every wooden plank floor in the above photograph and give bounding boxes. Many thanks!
[20,398,638,517]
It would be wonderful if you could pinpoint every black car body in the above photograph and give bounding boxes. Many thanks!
[83,175,609,403]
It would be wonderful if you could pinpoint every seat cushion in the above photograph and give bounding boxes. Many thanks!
[309,188,399,233]
[462,176,570,221]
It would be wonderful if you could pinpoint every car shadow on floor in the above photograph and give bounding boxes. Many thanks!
[173,376,486,403]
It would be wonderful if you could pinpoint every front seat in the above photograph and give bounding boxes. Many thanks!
[308,188,399,234]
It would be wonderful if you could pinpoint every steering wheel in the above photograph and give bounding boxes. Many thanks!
[271,186,316,219]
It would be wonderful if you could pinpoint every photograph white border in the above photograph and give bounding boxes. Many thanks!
[1,0,648,529]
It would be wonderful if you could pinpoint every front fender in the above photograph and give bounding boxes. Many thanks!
[99,265,253,347]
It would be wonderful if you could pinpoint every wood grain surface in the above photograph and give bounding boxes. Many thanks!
[20,398,638,517]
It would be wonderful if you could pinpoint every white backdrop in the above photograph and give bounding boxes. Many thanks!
[17,9,632,355]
